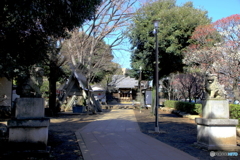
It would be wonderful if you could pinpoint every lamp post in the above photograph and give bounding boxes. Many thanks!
[153,20,160,133]
[139,66,142,113]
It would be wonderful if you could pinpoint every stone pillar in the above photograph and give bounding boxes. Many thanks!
[7,98,50,151]
[202,99,229,119]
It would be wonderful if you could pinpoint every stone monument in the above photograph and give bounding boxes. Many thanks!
[195,74,239,151]
[16,67,44,98]
[7,67,50,153]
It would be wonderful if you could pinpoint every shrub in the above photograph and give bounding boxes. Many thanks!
[164,101,240,125]
[176,101,202,115]
[164,100,240,121]
[194,103,202,116]
[164,100,202,115]
[229,104,240,127]
[163,100,178,108]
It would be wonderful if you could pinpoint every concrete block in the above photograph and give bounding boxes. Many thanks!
[196,118,239,151]
[202,99,229,119]
[8,127,48,149]
[195,118,238,126]
[15,98,45,119]
[8,118,50,127]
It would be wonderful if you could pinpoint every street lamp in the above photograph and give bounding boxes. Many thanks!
[153,20,160,133]
[139,66,142,113]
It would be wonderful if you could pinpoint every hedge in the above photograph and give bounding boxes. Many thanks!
[229,104,240,127]
[164,100,202,115]
[163,100,178,109]
[164,101,240,123]
[176,101,202,115]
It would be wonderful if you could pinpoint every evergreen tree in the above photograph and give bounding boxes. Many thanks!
[0,0,101,79]
[128,0,211,79]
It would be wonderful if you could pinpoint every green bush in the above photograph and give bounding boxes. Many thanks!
[163,100,178,108]
[229,104,240,127]
[164,100,202,115]
[164,101,240,126]
[176,101,202,115]
[194,103,202,116]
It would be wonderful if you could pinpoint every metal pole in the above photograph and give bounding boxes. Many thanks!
[139,67,142,113]
[155,27,159,133]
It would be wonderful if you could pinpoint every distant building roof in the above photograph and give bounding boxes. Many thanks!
[109,75,139,89]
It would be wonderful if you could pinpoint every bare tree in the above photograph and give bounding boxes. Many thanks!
[63,0,137,79]
[173,73,204,102]
[60,0,137,113]
[161,74,176,100]
[184,15,240,101]
[213,14,240,101]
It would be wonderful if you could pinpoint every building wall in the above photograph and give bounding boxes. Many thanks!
[111,88,138,101]
[93,91,105,100]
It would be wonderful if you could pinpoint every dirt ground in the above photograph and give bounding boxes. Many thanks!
[0,108,240,160]
[134,109,240,160]
[0,110,111,160]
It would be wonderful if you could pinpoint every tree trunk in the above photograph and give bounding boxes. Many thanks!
[49,63,57,115]
[233,78,240,101]
[188,88,192,102]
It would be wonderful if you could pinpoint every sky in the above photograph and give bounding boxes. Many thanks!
[112,0,240,69]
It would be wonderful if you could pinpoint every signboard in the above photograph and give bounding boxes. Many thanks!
[145,90,152,105]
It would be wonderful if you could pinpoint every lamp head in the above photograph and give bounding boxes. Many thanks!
[153,20,160,28]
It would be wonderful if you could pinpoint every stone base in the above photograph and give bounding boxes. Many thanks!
[3,146,51,158]
[194,142,240,151]
[196,118,239,151]
[8,118,50,149]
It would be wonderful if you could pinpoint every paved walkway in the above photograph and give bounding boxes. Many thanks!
[75,109,197,160]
